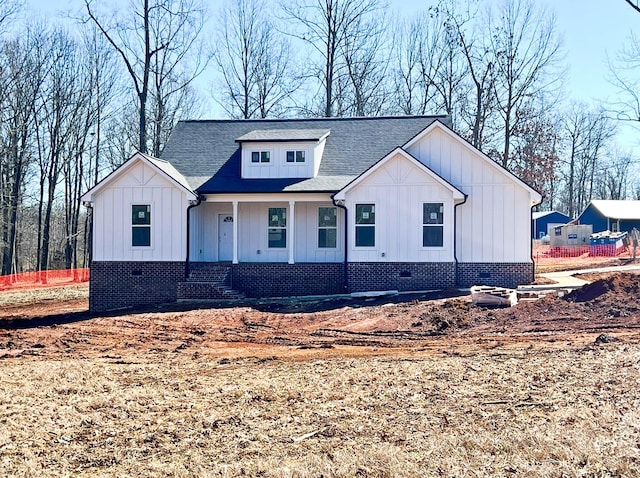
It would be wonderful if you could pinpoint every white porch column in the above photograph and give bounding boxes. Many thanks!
[232,200,239,264]
[288,200,295,264]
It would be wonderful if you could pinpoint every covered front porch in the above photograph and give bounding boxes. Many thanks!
[188,193,345,265]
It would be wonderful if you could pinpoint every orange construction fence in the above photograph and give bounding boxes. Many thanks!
[0,268,90,291]
[534,244,629,260]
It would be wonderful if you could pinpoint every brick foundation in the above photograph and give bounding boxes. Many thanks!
[456,262,534,288]
[347,262,456,292]
[89,261,185,311]
[231,263,345,298]
[89,260,535,309]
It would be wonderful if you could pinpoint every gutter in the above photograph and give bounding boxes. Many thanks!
[332,196,349,293]
[185,195,204,279]
[453,194,469,286]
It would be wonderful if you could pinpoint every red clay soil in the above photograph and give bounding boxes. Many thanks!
[1,273,639,360]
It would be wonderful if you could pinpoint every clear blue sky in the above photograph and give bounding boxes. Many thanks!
[22,0,640,149]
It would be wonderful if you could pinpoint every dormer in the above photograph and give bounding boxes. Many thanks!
[236,128,330,179]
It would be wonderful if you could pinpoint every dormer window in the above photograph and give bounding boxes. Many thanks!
[251,151,270,163]
[237,128,330,179]
[286,150,306,163]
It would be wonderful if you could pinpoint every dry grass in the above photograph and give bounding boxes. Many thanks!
[2,345,639,477]
[0,283,88,307]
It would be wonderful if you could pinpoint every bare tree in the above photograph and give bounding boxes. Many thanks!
[340,5,390,116]
[449,2,497,151]
[489,0,563,168]
[560,104,616,217]
[509,105,560,210]
[625,0,640,14]
[596,150,635,200]
[84,0,207,154]
[282,0,385,117]
[35,28,90,273]
[607,31,640,127]
[0,0,22,34]
[0,25,48,275]
[428,8,466,120]
[214,0,296,119]
[390,16,431,115]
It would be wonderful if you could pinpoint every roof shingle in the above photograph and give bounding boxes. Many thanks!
[160,115,450,193]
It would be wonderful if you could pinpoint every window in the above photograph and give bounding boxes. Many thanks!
[251,151,270,163]
[423,203,443,247]
[286,150,306,163]
[355,204,375,247]
[268,207,286,248]
[132,205,151,247]
[318,207,337,248]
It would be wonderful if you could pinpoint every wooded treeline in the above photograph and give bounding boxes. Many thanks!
[0,0,638,275]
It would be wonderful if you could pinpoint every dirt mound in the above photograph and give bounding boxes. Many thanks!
[565,273,640,303]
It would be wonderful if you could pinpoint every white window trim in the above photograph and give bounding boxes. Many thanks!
[354,203,376,249]
[249,149,272,165]
[267,206,287,249]
[421,202,445,250]
[317,206,338,249]
[130,202,154,250]
[285,149,307,165]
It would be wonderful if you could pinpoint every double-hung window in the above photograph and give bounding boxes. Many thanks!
[132,205,151,247]
[251,151,270,163]
[423,203,443,247]
[268,207,287,248]
[355,204,375,247]
[286,150,306,163]
[318,207,337,248]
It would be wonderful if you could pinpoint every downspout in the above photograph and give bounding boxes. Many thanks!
[332,196,349,293]
[185,195,204,279]
[83,201,93,267]
[453,195,468,287]
[530,202,541,283]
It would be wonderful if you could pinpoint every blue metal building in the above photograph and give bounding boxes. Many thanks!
[531,210,571,239]
[578,200,640,233]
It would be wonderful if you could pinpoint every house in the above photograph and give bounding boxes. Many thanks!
[531,210,571,239]
[578,200,640,234]
[81,116,542,311]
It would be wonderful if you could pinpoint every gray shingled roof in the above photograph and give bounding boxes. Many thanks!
[235,128,330,142]
[160,116,449,193]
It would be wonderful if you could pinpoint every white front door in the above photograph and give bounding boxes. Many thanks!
[218,214,234,261]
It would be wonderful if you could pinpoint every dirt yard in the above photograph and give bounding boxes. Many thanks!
[1,268,640,476]
[1,271,640,359]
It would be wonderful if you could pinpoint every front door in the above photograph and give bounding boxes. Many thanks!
[218,214,233,261]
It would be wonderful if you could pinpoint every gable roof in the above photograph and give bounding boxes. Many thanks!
[81,152,197,203]
[160,116,449,193]
[334,147,466,201]
[532,210,571,221]
[404,121,542,204]
[586,200,640,220]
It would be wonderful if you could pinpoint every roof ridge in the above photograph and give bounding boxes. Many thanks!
[178,115,449,125]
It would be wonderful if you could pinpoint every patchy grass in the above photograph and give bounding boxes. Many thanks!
[0,283,88,308]
[1,345,639,477]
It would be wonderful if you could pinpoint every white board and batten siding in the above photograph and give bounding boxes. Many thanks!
[341,151,457,263]
[91,160,190,262]
[406,125,538,263]
[190,199,343,263]
[292,202,344,263]
[240,141,325,179]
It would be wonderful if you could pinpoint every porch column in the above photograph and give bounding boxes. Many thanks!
[232,200,238,264]
[288,200,295,264]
